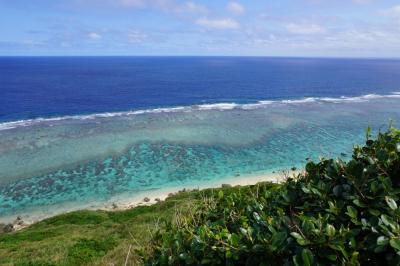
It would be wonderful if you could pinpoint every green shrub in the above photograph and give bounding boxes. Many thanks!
[145,127,400,265]
[67,238,116,265]
[42,210,109,226]
[0,229,59,244]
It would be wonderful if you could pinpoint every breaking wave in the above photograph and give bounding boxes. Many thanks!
[1,92,400,131]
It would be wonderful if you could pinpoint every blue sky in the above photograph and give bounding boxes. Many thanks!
[1,0,400,57]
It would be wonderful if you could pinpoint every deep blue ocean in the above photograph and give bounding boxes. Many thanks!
[1,57,400,222]
[1,57,400,122]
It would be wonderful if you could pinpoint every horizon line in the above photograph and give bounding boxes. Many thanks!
[1,55,400,60]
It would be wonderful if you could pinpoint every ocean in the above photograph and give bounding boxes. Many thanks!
[1,56,400,222]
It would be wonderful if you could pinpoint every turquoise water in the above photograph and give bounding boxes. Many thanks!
[1,95,400,221]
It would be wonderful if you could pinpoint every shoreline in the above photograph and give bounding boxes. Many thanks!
[0,169,299,230]
[101,169,296,211]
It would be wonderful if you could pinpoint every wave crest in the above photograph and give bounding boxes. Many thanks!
[1,92,400,131]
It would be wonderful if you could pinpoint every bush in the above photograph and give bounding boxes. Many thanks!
[144,127,400,265]
[67,238,116,265]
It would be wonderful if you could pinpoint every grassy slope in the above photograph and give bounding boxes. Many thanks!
[0,185,267,266]
[0,190,197,265]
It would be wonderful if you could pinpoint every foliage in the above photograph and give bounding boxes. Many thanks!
[145,127,400,265]
[0,192,200,265]
[67,238,116,265]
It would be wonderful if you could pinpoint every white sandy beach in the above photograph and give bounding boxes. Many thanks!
[1,170,300,230]
[101,169,297,211]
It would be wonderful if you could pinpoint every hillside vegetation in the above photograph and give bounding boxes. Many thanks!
[0,126,399,266]
[145,126,400,265]
[0,189,209,265]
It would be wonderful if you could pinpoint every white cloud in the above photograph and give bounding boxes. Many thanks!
[381,5,400,17]
[175,2,208,14]
[285,23,326,35]
[127,30,148,43]
[88,32,102,39]
[227,2,245,15]
[196,18,240,30]
[116,0,208,15]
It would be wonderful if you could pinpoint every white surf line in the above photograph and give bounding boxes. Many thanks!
[1,92,400,131]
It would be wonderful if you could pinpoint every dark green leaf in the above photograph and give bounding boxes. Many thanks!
[390,239,400,251]
[301,249,314,266]
[346,206,358,219]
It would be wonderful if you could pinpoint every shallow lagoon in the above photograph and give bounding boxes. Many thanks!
[1,94,400,221]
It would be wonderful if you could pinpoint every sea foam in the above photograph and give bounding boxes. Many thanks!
[1,92,400,131]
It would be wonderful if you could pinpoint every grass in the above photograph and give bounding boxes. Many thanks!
[0,185,261,266]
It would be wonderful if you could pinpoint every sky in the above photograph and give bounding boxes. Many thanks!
[1,0,400,57]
